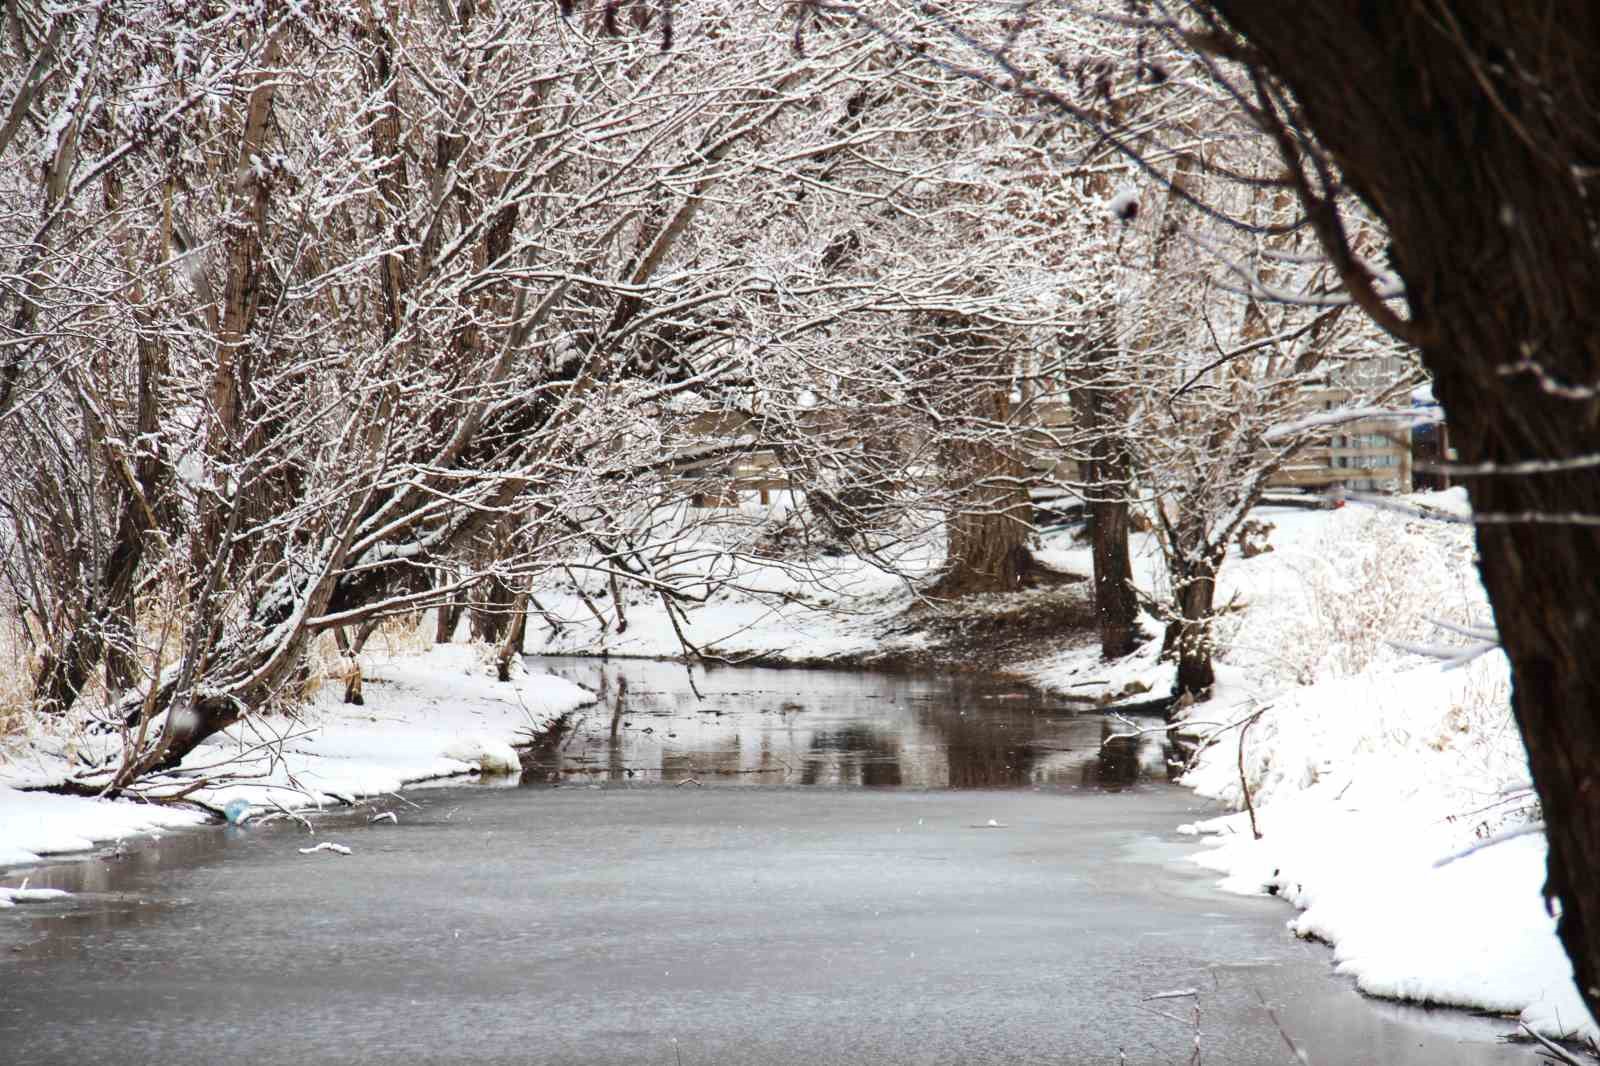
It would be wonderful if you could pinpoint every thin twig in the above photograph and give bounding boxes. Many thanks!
[1433,823,1545,869]
[1239,710,1261,840]
[1519,1023,1587,1066]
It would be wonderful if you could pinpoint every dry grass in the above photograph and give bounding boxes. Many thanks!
[0,590,37,745]
[0,577,440,743]
[297,612,435,703]
[363,611,435,657]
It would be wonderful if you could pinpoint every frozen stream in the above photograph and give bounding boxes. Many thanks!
[0,659,1527,1065]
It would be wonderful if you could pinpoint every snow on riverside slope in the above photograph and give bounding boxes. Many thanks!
[1134,493,1593,1044]
[2,491,1589,1042]
[534,489,1594,1041]
[0,645,594,869]
[1176,651,1595,1042]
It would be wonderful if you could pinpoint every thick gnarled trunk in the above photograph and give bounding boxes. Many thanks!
[936,435,1032,596]
[929,317,1033,597]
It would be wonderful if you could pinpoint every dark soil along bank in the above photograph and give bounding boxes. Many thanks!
[696,584,1102,677]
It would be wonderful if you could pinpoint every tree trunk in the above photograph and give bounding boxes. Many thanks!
[193,28,288,597]
[931,320,1033,597]
[470,573,515,643]
[496,591,529,682]
[34,315,166,715]
[1161,557,1218,699]
[1078,336,1141,658]
[1201,0,1600,1022]
[435,595,464,644]
[938,473,1030,596]
[1091,489,1140,658]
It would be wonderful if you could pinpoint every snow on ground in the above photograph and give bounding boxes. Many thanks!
[1122,493,1590,1043]
[1005,492,1591,1042]
[534,496,941,663]
[1173,644,1587,1033]
[536,550,909,662]
[187,643,595,814]
[528,489,1596,1042]
[0,644,594,869]
[0,788,210,869]
[2,488,1591,1044]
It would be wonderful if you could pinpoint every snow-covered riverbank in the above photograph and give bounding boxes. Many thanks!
[0,644,594,868]
[2,490,1591,1045]
[1021,493,1593,1043]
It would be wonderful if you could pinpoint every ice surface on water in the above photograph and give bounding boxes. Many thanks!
[0,663,1530,1066]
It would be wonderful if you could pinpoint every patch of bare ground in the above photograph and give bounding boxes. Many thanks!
[725,573,1099,678]
[891,582,1099,672]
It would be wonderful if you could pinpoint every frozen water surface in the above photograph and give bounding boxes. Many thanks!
[0,660,1527,1065]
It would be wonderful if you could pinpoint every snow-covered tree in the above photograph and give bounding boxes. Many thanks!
[0,0,1124,784]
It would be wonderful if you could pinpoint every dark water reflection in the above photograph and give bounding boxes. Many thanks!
[523,656,1169,790]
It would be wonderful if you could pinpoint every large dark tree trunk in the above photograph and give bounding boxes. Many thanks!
[1078,339,1141,659]
[936,437,1031,595]
[1160,549,1220,699]
[929,318,1033,597]
[1201,0,1600,1022]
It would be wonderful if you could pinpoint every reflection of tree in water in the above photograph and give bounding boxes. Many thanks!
[1090,724,1141,788]
[521,657,1179,791]
[608,674,627,781]
[801,726,903,786]
[1085,719,1175,789]
[924,710,1040,788]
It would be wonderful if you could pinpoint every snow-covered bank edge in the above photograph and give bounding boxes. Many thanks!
[1165,651,1596,1047]
[1014,494,1598,1047]
[0,644,595,872]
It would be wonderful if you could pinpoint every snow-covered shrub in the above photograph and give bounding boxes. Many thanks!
[1188,651,1525,818]
[1184,498,1525,820]
[1223,505,1487,688]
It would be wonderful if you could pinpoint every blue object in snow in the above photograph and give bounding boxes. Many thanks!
[223,799,251,826]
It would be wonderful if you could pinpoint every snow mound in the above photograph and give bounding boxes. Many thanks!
[440,735,522,775]
[1193,814,1591,1041]
[0,787,208,867]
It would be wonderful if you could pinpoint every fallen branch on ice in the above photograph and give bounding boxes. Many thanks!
[297,842,352,856]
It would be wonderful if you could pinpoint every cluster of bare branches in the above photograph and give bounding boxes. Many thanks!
[821,0,1416,688]
[0,0,1417,791]
[0,0,1083,787]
